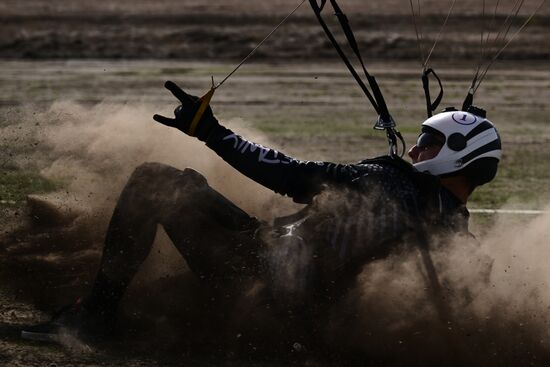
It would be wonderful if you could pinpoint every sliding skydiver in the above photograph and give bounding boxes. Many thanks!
[21,80,501,344]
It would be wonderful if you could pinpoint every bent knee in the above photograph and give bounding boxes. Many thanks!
[130,162,208,188]
[129,162,171,183]
[180,167,208,186]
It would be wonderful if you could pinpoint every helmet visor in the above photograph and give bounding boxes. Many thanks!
[416,132,444,149]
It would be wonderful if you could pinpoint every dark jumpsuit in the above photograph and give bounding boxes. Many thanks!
[87,123,470,315]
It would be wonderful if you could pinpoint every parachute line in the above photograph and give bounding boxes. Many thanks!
[472,0,545,94]
[409,0,456,69]
[409,0,427,65]
[423,0,457,69]
[214,0,307,90]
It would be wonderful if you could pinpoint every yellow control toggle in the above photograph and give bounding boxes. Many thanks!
[188,86,215,137]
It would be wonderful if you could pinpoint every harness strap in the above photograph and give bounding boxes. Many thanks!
[309,0,405,157]
[329,0,395,123]
[308,0,380,114]
[462,88,474,112]
[422,68,444,117]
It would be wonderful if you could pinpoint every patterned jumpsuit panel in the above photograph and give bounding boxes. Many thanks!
[203,124,468,304]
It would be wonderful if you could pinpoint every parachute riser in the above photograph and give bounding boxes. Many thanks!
[421,68,444,118]
[309,0,405,157]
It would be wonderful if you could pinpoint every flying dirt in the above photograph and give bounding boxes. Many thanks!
[1,98,550,366]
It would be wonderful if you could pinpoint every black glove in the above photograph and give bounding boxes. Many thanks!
[153,81,219,142]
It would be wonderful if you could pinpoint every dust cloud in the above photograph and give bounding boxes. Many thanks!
[324,206,550,366]
[4,100,550,365]
[23,100,285,217]
[0,99,296,313]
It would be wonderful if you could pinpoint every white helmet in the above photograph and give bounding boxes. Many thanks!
[413,107,501,185]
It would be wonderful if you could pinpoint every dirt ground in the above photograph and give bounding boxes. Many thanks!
[1,1,550,366]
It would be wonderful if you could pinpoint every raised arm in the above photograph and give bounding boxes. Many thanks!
[153,81,356,203]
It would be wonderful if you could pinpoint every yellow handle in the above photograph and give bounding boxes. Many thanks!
[188,87,215,137]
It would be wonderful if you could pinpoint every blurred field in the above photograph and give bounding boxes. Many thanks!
[1,0,549,59]
[2,59,549,210]
[2,0,549,16]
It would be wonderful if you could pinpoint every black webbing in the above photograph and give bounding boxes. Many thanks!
[422,68,444,118]
[309,0,380,115]
[329,0,392,122]
[309,0,405,156]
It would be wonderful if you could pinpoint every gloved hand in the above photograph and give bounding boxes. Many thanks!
[153,81,219,142]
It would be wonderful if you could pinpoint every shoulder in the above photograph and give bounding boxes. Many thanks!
[357,155,413,169]
[352,155,439,190]
[348,155,445,214]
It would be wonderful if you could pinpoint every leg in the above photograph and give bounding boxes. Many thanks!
[21,162,263,342]
[86,162,263,316]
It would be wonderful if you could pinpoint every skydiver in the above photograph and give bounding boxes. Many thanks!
[21,80,501,345]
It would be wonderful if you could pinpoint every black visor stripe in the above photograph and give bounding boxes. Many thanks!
[465,121,494,141]
[417,132,444,148]
[460,139,502,165]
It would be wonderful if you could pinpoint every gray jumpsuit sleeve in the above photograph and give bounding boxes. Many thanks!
[205,124,359,204]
